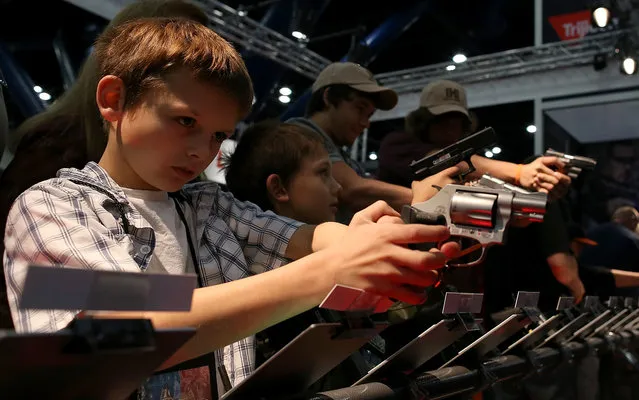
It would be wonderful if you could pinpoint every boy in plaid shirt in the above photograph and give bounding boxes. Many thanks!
[3,18,458,399]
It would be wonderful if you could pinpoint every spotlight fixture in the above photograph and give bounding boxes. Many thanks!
[592,6,611,28]
[616,34,638,75]
[452,53,467,64]
[279,87,292,96]
[593,53,607,71]
[291,31,307,41]
[621,56,637,75]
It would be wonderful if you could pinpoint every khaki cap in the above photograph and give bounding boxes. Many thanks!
[419,80,469,118]
[312,62,398,110]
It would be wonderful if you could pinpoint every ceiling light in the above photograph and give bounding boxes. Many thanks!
[484,150,494,158]
[292,31,307,40]
[278,95,291,104]
[279,87,292,96]
[446,65,456,71]
[621,57,637,75]
[39,92,52,101]
[526,124,537,133]
[492,146,502,155]
[452,53,467,63]
[368,152,378,161]
[592,7,611,28]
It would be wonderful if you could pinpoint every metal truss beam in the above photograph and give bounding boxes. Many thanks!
[372,30,639,121]
[65,0,331,80]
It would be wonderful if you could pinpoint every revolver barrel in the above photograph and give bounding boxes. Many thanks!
[511,191,547,223]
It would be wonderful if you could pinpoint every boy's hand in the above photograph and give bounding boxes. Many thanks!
[349,200,403,225]
[349,200,458,258]
[520,156,571,200]
[325,221,460,305]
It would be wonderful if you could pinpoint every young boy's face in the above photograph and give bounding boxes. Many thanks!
[283,150,341,225]
[101,68,241,191]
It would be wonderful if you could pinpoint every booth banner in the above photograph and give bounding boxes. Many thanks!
[543,0,619,43]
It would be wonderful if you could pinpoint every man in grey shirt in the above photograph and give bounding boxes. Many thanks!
[288,62,457,223]
[289,63,572,223]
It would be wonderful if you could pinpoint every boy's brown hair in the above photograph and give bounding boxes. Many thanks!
[93,17,253,116]
[224,121,326,212]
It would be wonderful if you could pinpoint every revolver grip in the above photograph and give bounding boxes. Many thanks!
[401,206,443,253]
[401,205,447,226]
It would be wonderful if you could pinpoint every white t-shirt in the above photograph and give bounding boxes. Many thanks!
[121,188,195,275]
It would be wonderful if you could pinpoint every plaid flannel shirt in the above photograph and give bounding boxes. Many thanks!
[3,162,303,387]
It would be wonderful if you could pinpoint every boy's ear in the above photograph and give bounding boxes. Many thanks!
[96,75,126,123]
[322,87,331,108]
[266,174,289,203]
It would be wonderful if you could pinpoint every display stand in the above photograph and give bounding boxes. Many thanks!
[221,321,388,400]
[352,292,484,386]
[439,291,539,369]
[503,296,575,354]
[0,265,199,400]
[538,296,600,347]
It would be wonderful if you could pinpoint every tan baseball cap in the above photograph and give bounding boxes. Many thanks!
[419,80,469,118]
[312,62,398,110]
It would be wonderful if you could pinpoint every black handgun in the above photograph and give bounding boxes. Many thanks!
[410,127,498,181]
[544,149,597,179]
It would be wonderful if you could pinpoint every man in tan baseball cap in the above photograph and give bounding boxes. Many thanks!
[311,62,398,111]
[287,62,462,223]
[407,80,472,146]
[377,80,474,187]
[418,80,470,117]
[378,79,572,199]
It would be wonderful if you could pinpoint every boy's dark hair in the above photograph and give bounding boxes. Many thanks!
[93,17,253,117]
[224,121,326,211]
[305,84,381,117]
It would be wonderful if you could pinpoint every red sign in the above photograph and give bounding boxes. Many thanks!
[548,10,593,40]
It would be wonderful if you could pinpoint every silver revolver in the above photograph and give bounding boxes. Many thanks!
[402,174,548,267]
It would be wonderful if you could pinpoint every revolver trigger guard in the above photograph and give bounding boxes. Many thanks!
[446,243,488,268]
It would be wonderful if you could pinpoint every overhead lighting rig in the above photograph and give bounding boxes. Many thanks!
[590,0,639,75]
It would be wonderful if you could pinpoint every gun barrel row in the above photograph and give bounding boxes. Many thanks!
[293,334,629,400]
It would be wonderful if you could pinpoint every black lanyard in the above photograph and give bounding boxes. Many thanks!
[153,193,221,399]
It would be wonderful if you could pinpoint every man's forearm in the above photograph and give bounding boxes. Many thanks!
[469,155,519,182]
[611,269,639,288]
[342,178,412,212]
[547,252,581,286]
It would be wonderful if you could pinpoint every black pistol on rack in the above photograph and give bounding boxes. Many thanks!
[410,126,498,181]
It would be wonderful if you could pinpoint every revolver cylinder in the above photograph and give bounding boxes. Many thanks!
[451,192,497,228]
